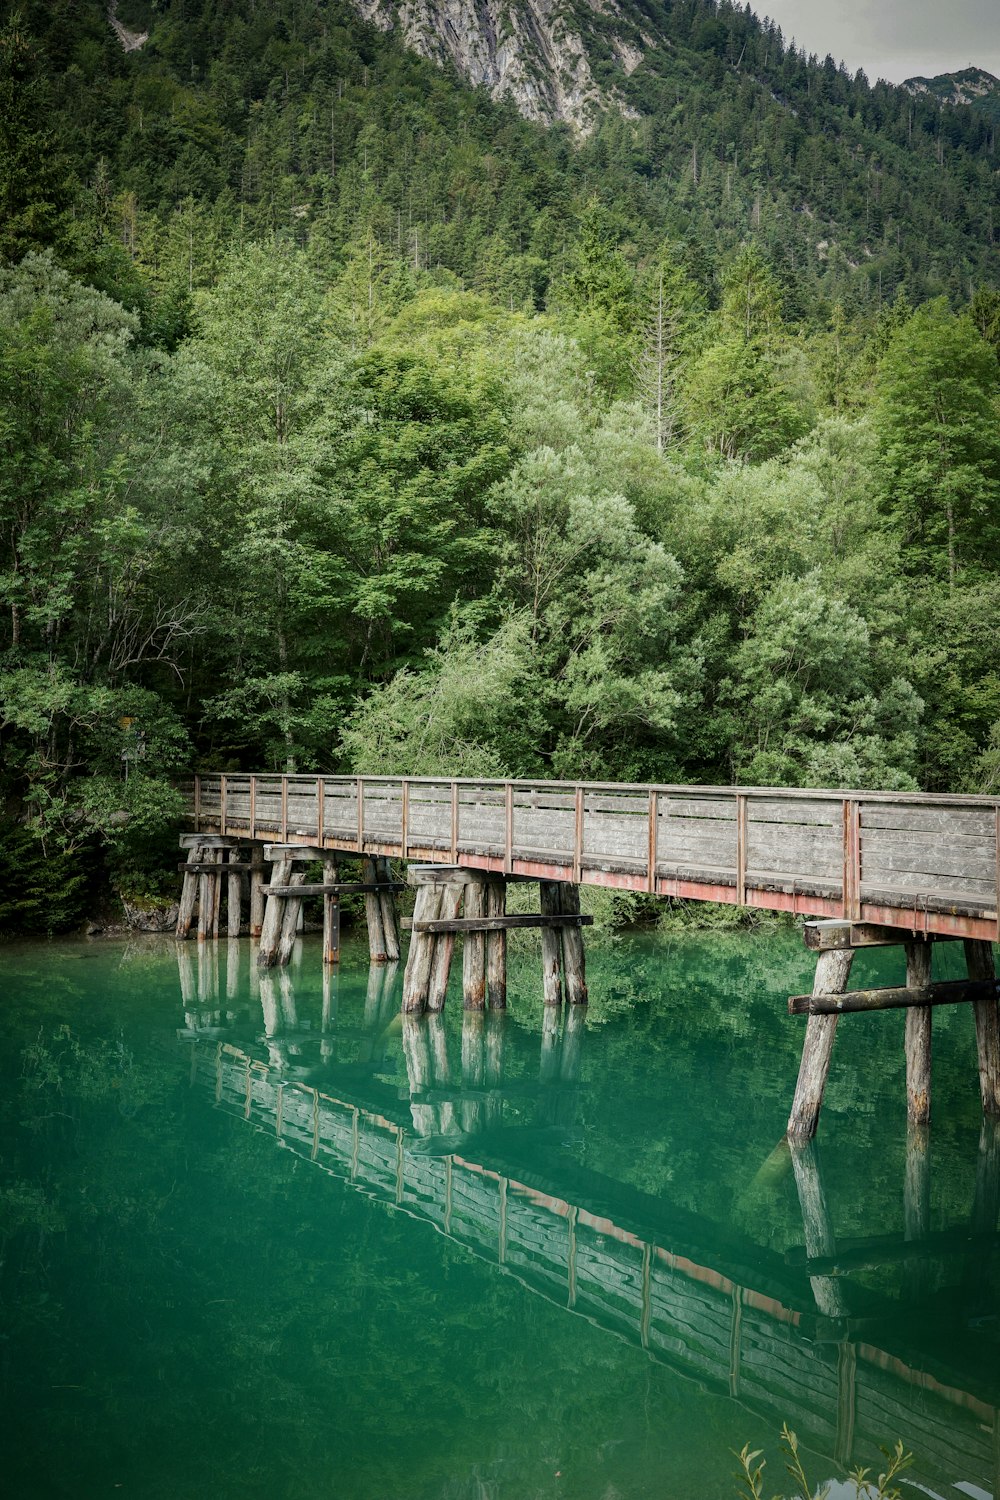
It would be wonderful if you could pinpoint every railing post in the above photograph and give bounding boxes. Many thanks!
[996,806,1000,943]
[736,792,747,907]
[193,774,201,831]
[647,790,658,894]
[451,781,458,861]
[249,774,257,840]
[317,776,325,846]
[220,773,228,836]
[574,785,584,883]
[357,776,364,852]
[401,779,409,859]
[504,782,514,875]
[281,778,288,842]
[843,798,861,921]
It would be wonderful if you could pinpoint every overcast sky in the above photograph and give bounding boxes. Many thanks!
[752,1,1000,84]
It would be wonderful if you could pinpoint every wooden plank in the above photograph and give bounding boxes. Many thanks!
[263,882,405,897]
[789,978,997,1014]
[860,866,997,899]
[409,914,594,933]
[860,847,996,881]
[861,806,997,836]
[736,793,747,906]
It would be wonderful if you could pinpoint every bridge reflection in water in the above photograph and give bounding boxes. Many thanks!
[176,944,1000,1498]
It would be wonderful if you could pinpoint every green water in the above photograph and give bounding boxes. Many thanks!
[2,927,998,1500]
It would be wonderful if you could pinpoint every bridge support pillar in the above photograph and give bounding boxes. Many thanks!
[402,869,590,1015]
[176,835,243,941]
[790,922,1000,1139]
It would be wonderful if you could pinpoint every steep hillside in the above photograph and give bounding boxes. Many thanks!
[6,0,1000,316]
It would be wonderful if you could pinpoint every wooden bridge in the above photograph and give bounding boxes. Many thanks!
[180,1018,1000,1498]
[181,773,1000,1141]
[186,774,1000,942]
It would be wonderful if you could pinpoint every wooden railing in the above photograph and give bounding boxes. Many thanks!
[184,775,1000,940]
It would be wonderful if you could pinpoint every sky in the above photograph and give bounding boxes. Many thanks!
[751,1,1000,85]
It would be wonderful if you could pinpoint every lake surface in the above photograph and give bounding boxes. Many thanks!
[2,925,998,1500]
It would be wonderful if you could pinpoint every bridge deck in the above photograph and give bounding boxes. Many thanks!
[185,774,1000,940]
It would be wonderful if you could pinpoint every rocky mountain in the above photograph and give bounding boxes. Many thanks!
[903,66,1000,122]
[349,0,650,130]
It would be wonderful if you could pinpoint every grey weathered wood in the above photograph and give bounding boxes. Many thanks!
[257,857,292,968]
[787,948,853,1140]
[540,882,563,1007]
[904,942,933,1125]
[407,863,472,886]
[427,882,464,1012]
[402,885,443,1013]
[178,860,256,873]
[363,856,387,964]
[322,857,340,966]
[197,847,221,942]
[276,867,307,967]
[965,939,1000,1116]
[486,877,507,1010]
[789,978,997,1014]
[377,857,401,962]
[176,842,202,939]
[462,876,487,1011]
[227,849,242,939]
[861,805,996,835]
[179,834,242,848]
[264,844,328,861]
[264,882,405,897]
[249,852,266,939]
[409,913,594,933]
[559,884,588,1006]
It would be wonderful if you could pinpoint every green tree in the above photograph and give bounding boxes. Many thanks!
[875,299,1000,587]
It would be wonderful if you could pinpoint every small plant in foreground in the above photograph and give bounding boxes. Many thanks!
[735,1424,912,1500]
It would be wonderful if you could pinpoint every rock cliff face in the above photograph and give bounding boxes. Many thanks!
[903,66,1000,121]
[351,0,648,131]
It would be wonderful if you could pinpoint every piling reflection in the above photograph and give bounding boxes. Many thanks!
[173,955,1000,1499]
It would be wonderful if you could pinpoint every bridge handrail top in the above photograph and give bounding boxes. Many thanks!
[188,772,1000,809]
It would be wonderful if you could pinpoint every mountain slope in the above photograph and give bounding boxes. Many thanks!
[10,0,1000,315]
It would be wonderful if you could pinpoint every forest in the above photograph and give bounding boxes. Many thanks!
[3,0,1000,930]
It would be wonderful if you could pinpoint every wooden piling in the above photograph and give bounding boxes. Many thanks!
[276,867,306,968]
[965,939,1000,1116]
[322,856,340,966]
[363,855,388,963]
[227,849,242,939]
[462,876,487,1010]
[402,885,443,1013]
[257,856,293,968]
[560,884,588,1005]
[787,948,854,1140]
[904,941,933,1124]
[377,857,401,961]
[176,843,202,939]
[486,877,507,1009]
[211,845,223,937]
[427,882,463,1012]
[249,847,266,939]
[540,881,563,1006]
